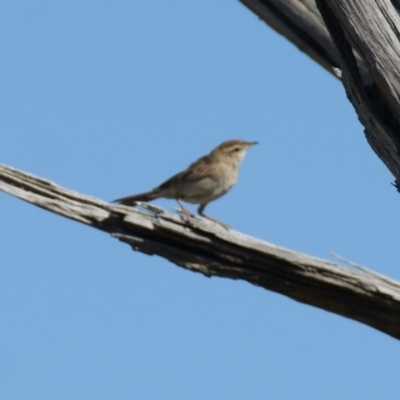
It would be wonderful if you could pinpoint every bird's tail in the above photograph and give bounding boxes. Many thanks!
[113,190,159,206]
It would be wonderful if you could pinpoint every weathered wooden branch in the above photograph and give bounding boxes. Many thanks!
[1,163,400,339]
[240,0,400,78]
[240,0,342,75]
[240,0,400,186]
[316,0,400,184]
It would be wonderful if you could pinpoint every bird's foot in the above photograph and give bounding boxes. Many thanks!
[176,200,196,223]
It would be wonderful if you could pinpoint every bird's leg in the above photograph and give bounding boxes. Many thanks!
[197,204,230,230]
[176,200,195,220]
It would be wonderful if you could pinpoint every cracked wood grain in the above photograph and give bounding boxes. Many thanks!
[1,163,400,339]
[240,0,353,76]
[241,0,400,193]
[316,0,400,182]
[240,0,400,78]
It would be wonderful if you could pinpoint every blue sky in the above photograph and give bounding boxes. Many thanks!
[2,1,400,399]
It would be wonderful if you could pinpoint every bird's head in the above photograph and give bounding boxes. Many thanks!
[215,139,258,166]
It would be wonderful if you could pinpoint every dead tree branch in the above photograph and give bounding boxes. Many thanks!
[239,0,400,78]
[241,0,400,190]
[315,0,400,185]
[1,163,400,339]
[240,0,342,75]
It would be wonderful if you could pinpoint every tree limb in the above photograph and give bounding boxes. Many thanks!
[316,0,400,183]
[240,0,342,75]
[1,163,400,339]
[239,0,400,78]
[240,0,400,189]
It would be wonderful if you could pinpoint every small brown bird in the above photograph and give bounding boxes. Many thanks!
[113,139,258,226]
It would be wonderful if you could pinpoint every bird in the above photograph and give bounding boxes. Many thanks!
[113,139,258,227]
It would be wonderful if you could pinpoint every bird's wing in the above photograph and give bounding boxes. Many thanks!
[159,154,214,189]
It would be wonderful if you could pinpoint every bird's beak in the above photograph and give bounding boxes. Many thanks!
[249,141,258,147]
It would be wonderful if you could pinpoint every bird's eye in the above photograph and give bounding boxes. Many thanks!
[233,147,240,152]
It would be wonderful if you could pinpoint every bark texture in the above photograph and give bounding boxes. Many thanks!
[240,0,342,74]
[1,163,400,339]
[240,0,400,186]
